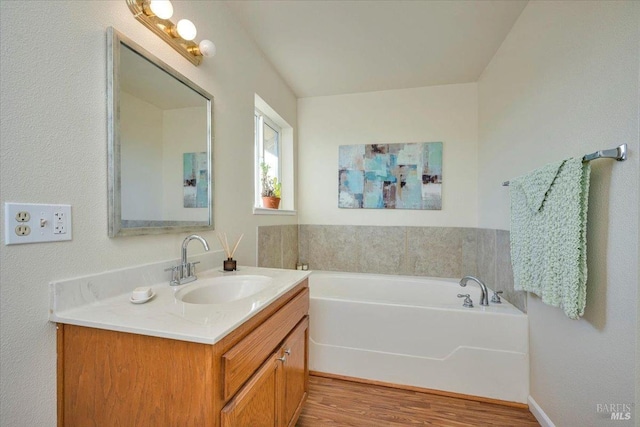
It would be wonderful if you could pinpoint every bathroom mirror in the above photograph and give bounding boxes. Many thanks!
[107,27,214,237]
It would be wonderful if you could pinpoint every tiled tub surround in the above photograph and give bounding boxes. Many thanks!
[257,224,299,270]
[258,225,525,313]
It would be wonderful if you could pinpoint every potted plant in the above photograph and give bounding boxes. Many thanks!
[260,161,281,209]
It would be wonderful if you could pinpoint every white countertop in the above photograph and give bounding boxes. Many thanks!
[50,266,310,345]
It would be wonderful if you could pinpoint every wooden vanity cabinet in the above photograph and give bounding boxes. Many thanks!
[280,318,308,426]
[221,352,280,427]
[221,317,309,427]
[57,280,309,427]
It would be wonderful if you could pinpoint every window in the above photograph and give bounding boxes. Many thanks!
[255,108,281,200]
[254,94,295,214]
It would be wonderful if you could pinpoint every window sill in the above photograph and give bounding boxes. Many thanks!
[253,207,297,216]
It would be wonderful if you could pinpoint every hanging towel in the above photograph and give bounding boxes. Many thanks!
[510,157,591,319]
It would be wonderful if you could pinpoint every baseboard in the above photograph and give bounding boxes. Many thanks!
[310,370,529,409]
[528,395,556,427]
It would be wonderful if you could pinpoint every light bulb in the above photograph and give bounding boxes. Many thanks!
[198,40,216,57]
[148,0,173,20]
[176,19,197,41]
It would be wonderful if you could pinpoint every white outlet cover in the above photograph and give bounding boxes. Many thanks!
[4,203,72,245]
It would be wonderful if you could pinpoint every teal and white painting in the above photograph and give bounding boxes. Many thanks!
[338,142,442,210]
[183,152,208,208]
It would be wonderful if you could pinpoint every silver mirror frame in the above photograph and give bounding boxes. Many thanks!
[107,27,214,237]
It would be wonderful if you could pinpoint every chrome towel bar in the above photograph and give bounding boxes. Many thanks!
[502,143,627,186]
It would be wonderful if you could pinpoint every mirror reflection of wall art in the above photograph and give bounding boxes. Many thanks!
[183,152,208,208]
[338,142,443,210]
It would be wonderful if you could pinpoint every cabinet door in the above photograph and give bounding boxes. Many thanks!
[222,288,309,400]
[221,353,281,427]
[281,317,309,427]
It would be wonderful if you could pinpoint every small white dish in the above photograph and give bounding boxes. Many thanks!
[132,286,152,300]
[130,291,155,304]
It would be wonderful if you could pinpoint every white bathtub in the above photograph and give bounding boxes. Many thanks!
[308,271,529,404]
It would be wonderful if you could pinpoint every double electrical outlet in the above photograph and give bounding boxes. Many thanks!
[4,203,72,245]
[15,210,31,236]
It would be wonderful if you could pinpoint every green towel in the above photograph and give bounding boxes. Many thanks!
[510,158,591,319]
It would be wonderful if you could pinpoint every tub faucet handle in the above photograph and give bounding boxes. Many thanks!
[491,291,503,304]
[457,294,474,308]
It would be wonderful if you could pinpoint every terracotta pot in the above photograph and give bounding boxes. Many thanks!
[262,197,281,209]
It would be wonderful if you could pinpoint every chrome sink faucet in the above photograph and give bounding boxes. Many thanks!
[166,234,210,286]
[459,276,489,306]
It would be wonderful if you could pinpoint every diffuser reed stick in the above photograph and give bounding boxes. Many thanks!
[230,234,244,258]
[224,233,230,258]
[216,232,230,258]
[216,232,243,259]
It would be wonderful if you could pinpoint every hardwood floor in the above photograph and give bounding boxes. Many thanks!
[297,376,540,426]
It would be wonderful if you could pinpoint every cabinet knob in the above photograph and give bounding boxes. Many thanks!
[277,356,287,363]
[284,349,291,355]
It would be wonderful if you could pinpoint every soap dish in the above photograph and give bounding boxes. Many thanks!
[130,291,156,304]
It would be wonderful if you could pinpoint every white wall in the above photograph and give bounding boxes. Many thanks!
[0,1,297,425]
[478,2,639,426]
[297,83,478,227]
[121,91,164,220]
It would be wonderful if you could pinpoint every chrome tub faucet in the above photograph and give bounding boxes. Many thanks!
[459,276,489,306]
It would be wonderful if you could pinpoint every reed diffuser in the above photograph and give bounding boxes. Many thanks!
[217,232,243,271]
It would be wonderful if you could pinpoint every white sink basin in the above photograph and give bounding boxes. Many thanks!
[175,275,273,305]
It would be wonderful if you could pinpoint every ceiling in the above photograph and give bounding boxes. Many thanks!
[225,0,528,98]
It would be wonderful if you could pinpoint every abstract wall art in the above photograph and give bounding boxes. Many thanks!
[338,142,442,210]
[183,152,208,208]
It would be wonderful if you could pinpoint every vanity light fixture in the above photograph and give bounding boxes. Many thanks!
[175,19,197,41]
[147,0,173,20]
[126,0,215,66]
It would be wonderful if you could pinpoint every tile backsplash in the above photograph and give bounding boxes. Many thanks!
[258,224,525,313]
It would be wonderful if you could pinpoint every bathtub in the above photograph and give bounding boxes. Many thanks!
[308,271,529,404]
